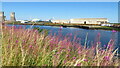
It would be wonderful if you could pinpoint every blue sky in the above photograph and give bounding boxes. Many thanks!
[0,2,2,11]
[1,0,120,2]
[2,2,118,23]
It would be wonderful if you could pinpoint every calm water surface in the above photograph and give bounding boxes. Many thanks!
[7,24,119,48]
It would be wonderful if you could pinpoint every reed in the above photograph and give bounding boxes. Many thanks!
[1,25,119,66]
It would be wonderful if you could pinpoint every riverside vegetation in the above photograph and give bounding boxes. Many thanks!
[7,22,120,31]
[1,24,120,66]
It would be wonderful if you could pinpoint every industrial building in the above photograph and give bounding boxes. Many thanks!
[51,18,109,24]
[51,19,70,24]
[0,12,5,22]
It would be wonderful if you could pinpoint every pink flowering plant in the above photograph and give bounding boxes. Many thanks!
[1,25,119,66]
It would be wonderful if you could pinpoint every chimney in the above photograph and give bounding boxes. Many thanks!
[10,12,16,22]
[0,12,5,22]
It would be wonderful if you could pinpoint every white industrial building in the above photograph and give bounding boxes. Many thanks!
[51,18,109,24]
[51,19,70,24]
[16,20,29,23]
[31,19,42,22]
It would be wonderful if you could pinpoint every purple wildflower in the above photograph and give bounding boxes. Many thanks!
[73,57,76,59]
[98,32,100,36]
[19,26,23,29]
[77,63,81,66]
[13,26,16,28]
[56,52,59,54]
[60,26,63,28]
[101,50,104,53]
[59,26,63,30]
[29,45,32,48]
[77,38,80,40]
[112,30,117,33]
[23,40,26,42]
[104,56,109,61]
[16,40,18,43]
[8,45,10,48]
[104,45,106,47]
[83,59,88,62]
[108,44,112,48]
[78,50,81,54]
[69,33,72,36]
[64,60,66,63]
[66,55,69,57]
[68,49,71,51]
[97,41,101,44]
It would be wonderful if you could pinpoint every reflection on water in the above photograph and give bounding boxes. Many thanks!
[7,24,119,48]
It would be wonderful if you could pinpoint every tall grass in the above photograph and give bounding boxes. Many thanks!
[1,25,119,66]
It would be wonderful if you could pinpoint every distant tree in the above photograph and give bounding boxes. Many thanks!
[84,21,86,24]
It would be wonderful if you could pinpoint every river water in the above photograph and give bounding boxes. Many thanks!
[7,24,120,49]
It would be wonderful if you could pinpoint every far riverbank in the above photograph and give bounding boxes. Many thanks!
[6,22,120,31]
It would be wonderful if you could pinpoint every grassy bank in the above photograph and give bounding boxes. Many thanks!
[89,26,120,31]
[1,24,120,66]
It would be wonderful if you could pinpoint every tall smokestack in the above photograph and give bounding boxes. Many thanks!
[0,12,5,22]
[10,12,16,22]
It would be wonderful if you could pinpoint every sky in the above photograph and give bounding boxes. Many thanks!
[1,2,119,23]
[0,2,2,11]
[1,0,120,2]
